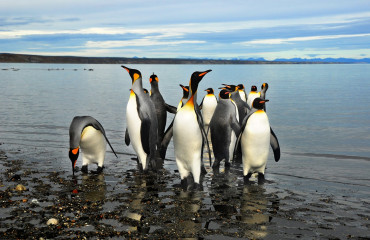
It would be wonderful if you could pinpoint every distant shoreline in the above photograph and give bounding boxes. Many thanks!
[0,53,354,64]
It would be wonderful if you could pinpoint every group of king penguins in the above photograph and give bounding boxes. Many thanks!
[68,66,280,190]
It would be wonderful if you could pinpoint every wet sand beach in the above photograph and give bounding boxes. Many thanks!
[1,146,369,239]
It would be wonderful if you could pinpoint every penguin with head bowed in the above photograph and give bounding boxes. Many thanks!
[209,89,240,172]
[237,84,247,102]
[159,84,190,160]
[221,84,250,123]
[122,66,161,172]
[234,97,280,184]
[69,116,117,175]
[200,88,218,133]
[247,85,260,109]
[173,69,212,190]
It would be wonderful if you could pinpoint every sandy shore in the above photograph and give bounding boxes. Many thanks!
[0,146,369,239]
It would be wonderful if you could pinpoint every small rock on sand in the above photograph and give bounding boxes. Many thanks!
[46,218,59,225]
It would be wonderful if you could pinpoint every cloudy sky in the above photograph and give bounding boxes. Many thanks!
[1,0,370,60]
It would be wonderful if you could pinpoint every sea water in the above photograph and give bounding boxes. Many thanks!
[0,63,369,192]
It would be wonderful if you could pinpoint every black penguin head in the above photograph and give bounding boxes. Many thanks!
[69,147,79,175]
[252,97,269,110]
[205,88,214,94]
[189,70,212,94]
[149,73,158,83]
[251,85,257,91]
[121,66,142,83]
[237,84,245,90]
[220,84,237,92]
[261,83,269,90]
[180,84,190,99]
[219,89,230,99]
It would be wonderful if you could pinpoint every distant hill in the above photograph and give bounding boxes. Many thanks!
[1,53,368,64]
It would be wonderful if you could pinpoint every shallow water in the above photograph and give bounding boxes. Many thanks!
[1,63,370,238]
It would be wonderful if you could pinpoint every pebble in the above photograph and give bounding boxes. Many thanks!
[15,184,26,191]
[47,218,59,225]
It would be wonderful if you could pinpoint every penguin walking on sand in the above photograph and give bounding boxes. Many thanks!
[69,116,117,175]
[122,66,160,171]
[247,85,260,109]
[173,70,212,190]
[200,88,217,133]
[209,89,240,172]
[234,98,280,184]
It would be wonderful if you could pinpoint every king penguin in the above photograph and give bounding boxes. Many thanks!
[237,84,247,102]
[259,83,269,112]
[173,70,212,190]
[221,84,250,123]
[69,116,117,175]
[159,84,190,159]
[122,66,160,171]
[234,98,280,184]
[209,89,240,172]
[200,88,218,133]
[247,85,260,109]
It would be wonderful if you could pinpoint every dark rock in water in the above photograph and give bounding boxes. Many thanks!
[10,174,21,181]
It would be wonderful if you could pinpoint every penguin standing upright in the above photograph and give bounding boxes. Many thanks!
[234,98,280,184]
[69,116,117,175]
[237,84,247,102]
[247,85,260,109]
[149,73,167,146]
[173,70,212,189]
[160,84,190,159]
[209,89,240,171]
[200,88,217,132]
[259,83,269,112]
[122,66,160,171]
[222,84,250,123]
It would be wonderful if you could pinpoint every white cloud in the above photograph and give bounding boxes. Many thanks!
[238,33,370,45]
[85,39,205,48]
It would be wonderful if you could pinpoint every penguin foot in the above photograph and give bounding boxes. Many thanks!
[181,179,188,190]
[258,173,265,185]
[92,166,103,174]
[201,165,207,175]
[81,165,88,174]
[193,183,202,191]
[225,161,231,169]
[243,173,253,185]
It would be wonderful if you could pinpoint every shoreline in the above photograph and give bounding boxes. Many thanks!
[1,145,369,239]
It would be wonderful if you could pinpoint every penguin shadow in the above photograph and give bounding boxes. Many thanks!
[125,173,159,234]
[80,174,107,202]
[209,172,239,218]
[173,189,203,237]
[237,184,280,239]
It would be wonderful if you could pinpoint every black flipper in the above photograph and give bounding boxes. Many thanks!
[233,109,257,160]
[90,119,118,158]
[270,127,280,162]
[160,117,174,159]
[140,118,151,155]
[125,127,130,146]
[165,104,177,114]
[195,103,212,167]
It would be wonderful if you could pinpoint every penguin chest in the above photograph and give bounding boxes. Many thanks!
[202,96,217,126]
[126,96,147,162]
[80,126,107,165]
[173,108,202,164]
[241,112,270,168]
[239,91,247,102]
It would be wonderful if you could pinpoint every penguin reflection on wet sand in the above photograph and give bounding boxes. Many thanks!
[122,66,161,172]
[209,89,240,172]
[69,116,117,175]
[173,70,212,190]
[235,98,280,184]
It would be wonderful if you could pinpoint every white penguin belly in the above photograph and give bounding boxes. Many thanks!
[173,108,202,182]
[241,113,270,175]
[239,91,247,102]
[80,126,107,167]
[126,96,148,168]
[229,130,237,161]
[202,97,217,127]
